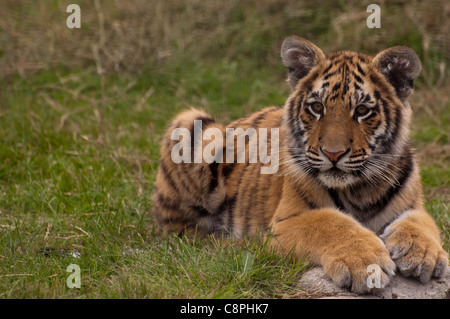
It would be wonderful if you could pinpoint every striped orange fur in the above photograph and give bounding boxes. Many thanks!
[152,36,448,294]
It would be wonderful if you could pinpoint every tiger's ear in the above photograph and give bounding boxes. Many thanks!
[281,36,325,89]
[373,46,422,100]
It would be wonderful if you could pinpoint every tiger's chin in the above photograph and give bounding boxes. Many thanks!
[318,167,358,189]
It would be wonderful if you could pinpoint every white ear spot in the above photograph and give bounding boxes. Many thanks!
[373,46,421,99]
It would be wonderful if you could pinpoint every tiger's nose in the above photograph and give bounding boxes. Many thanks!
[321,148,348,163]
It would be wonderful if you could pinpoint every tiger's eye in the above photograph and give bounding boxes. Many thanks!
[355,105,369,116]
[311,102,324,114]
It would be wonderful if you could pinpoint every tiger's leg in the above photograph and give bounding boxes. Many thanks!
[381,208,448,282]
[269,184,396,294]
[152,108,226,236]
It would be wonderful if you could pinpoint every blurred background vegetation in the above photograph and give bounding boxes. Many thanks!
[0,0,448,298]
[1,0,449,74]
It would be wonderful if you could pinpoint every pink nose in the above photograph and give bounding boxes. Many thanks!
[322,149,347,163]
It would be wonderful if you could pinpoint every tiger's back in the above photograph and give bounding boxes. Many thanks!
[152,105,286,237]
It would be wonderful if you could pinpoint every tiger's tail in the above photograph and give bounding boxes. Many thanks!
[152,108,226,236]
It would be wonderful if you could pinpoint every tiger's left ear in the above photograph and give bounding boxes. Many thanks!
[373,46,422,100]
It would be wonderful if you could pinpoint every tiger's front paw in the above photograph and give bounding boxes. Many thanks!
[321,234,396,294]
[381,221,449,283]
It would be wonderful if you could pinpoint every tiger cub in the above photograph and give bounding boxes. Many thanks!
[152,36,448,293]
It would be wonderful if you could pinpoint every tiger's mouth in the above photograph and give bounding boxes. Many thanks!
[318,166,357,188]
[327,166,345,173]
[324,167,347,177]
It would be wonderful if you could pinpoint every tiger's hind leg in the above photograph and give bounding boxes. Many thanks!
[152,108,226,237]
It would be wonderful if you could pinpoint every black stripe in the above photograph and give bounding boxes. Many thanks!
[352,72,363,84]
[222,162,236,178]
[187,115,214,151]
[374,90,381,99]
[288,145,305,162]
[328,91,340,102]
[251,109,270,127]
[351,150,414,222]
[370,74,380,86]
[196,116,215,129]
[327,188,346,212]
[376,98,392,152]
[348,149,366,158]
[294,94,304,125]
[357,64,366,76]
[372,103,381,113]
[332,82,341,92]
[159,160,179,192]
[367,120,381,134]
[304,107,316,118]
[342,80,350,97]
[251,107,280,128]
[346,159,366,165]
[275,213,300,223]
[189,121,196,153]
[180,161,203,193]
[310,91,319,99]
[188,116,215,153]
[191,205,211,217]
[287,97,296,126]
[293,185,318,209]
[323,63,334,75]
[208,161,219,193]
[156,192,180,212]
[370,73,392,95]
[217,195,231,214]
[364,112,378,122]
[343,55,354,62]
[307,148,320,156]
[341,65,350,98]
[377,98,403,154]
[362,93,371,103]
[380,99,391,129]
[309,71,319,80]
[323,70,338,80]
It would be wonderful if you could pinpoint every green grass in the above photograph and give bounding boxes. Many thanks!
[0,63,305,299]
[1,59,448,299]
[0,0,449,299]
[108,235,308,299]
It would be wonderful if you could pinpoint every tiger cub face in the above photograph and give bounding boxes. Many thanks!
[281,36,421,188]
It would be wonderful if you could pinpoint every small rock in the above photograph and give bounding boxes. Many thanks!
[298,266,450,299]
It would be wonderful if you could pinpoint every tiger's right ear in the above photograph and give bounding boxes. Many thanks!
[281,36,325,89]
